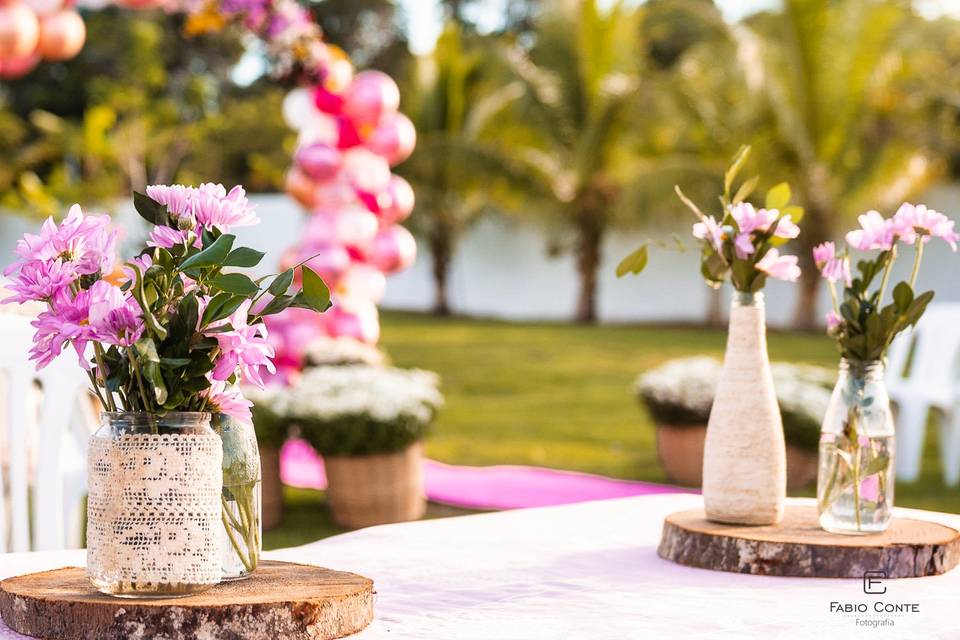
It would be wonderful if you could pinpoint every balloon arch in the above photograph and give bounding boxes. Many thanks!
[0,0,417,380]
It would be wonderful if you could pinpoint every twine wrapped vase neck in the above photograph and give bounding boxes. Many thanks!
[702,291,786,525]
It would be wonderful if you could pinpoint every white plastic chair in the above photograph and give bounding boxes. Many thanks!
[0,313,98,552]
[886,303,960,483]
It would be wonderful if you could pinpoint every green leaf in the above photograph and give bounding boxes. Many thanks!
[212,273,259,296]
[724,145,750,198]
[179,234,235,272]
[160,357,192,367]
[268,268,295,296]
[258,295,295,317]
[133,191,169,226]
[616,244,649,278]
[298,266,332,312]
[201,293,245,326]
[224,247,266,268]
[142,361,168,405]
[765,182,791,210]
[131,264,167,341]
[135,338,160,362]
[892,282,913,311]
[732,175,759,205]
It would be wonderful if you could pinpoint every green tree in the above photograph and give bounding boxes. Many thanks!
[732,0,939,327]
[398,23,523,314]
[0,10,295,216]
[492,0,707,323]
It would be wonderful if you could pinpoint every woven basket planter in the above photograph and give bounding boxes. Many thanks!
[324,442,426,529]
[259,446,284,531]
[657,423,818,490]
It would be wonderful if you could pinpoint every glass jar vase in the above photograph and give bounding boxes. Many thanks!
[817,360,895,534]
[86,412,223,597]
[212,413,262,580]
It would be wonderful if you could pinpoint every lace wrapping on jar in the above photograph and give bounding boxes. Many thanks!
[86,433,223,587]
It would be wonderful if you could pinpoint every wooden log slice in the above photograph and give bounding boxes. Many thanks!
[658,505,960,578]
[0,560,374,640]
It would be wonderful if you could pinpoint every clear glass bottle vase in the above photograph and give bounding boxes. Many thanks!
[212,413,262,580]
[817,359,895,534]
[86,412,222,597]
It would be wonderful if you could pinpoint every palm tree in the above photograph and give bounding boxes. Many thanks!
[398,23,526,314]
[733,0,939,327]
[482,0,652,323]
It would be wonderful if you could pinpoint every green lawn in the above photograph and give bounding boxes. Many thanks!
[265,311,959,549]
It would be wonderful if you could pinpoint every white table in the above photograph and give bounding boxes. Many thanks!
[2,494,959,639]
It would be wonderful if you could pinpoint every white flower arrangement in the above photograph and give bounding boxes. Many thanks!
[303,336,387,367]
[635,357,833,451]
[283,365,443,424]
[262,364,443,456]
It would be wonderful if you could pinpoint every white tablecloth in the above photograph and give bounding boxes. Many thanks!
[2,494,959,639]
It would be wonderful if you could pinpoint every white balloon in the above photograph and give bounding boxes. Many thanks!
[24,0,63,16]
[341,147,392,194]
[338,264,387,304]
[282,87,318,131]
[334,207,379,248]
[297,111,339,147]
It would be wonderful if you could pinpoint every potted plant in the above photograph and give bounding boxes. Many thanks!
[814,204,957,533]
[636,358,832,489]
[619,145,803,525]
[3,186,331,594]
[276,364,442,528]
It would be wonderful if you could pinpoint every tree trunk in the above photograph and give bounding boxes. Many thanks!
[574,209,604,324]
[792,202,834,330]
[428,219,453,316]
[793,166,837,330]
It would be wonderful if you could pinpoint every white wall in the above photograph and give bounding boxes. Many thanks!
[2,185,959,327]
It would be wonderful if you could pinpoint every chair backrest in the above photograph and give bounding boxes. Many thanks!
[887,303,960,394]
[0,314,97,552]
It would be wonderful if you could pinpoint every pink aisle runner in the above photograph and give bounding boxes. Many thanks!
[280,439,696,511]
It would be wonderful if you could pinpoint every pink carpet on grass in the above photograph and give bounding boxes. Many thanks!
[280,438,697,511]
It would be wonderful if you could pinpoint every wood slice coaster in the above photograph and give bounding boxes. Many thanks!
[658,506,960,578]
[0,560,373,640]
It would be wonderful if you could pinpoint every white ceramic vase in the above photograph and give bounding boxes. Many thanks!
[702,292,786,525]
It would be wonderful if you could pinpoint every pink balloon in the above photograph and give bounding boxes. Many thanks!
[305,207,378,249]
[37,9,84,61]
[0,1,40,60]
[313,86,343,114]
[377,175,415,225]
[342,147,391,194]
[0,50,38,79]
[337,264,386,303]
[367,112,416,166]
[295,142,342,182]
[343,70,400,124]
[303,243,351,284]
[325,301,380,345]
[368,225,416,274]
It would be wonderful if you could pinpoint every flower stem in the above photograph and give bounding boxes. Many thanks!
[909,241,924,289]
[827,280,840,314]
[877,245,898,307]
[92,343,116,412]
[126,348,152,414]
